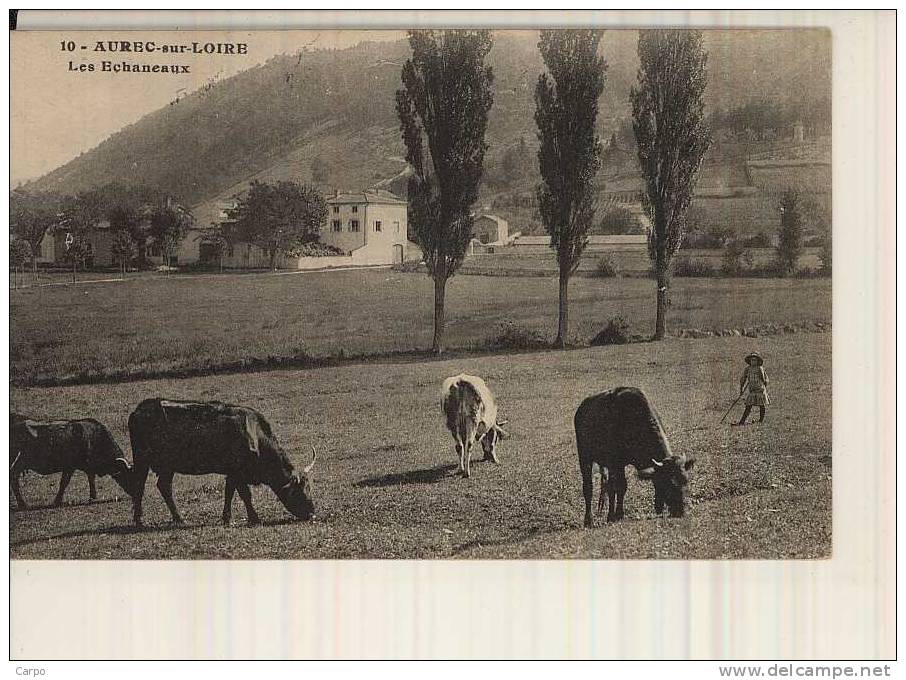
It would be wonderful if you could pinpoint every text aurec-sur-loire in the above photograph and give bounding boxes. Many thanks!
[68,61,192,74]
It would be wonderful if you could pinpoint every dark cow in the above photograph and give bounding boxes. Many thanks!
[127,398,317,527]
[9,415,133,509]
[575,387,694,527]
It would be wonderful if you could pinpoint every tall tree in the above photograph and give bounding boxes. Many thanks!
[535,29,607,348]
[631,29,711,340]
[776,188,803,275]
[224,180,327,270]
[396,30,494,353]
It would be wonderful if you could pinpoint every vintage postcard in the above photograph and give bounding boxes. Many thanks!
[7,10,895,662]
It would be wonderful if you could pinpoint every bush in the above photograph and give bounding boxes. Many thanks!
[590,316,632,346]
[294,242,345,257]
[741,231,772,248]
[487,321,549,350]
[596,206,644,235]
[674,257,716,277]
[594,254,618,277]
[684,224,732,249]
[721,239,754,276]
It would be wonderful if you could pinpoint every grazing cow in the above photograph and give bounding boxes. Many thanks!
[574,387,694,527]
[441,374,509,477]
[127,398,317,527]
[9,415,134,509]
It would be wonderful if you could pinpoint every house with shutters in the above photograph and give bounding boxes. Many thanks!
[322,189,412,265]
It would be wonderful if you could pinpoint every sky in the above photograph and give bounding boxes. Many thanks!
[10,30,405,186]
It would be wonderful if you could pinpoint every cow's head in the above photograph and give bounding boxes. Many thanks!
[275,447,317,521]
[479,420,509,460]
[637,455,695,517]
[109,457,137,497]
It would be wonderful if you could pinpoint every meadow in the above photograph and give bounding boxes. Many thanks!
[10,332,831,560]
[10,269,831,386]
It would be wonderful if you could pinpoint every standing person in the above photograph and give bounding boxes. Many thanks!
[734,352,769,425]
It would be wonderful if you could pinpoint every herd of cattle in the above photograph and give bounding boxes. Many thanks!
[10,374,694,533]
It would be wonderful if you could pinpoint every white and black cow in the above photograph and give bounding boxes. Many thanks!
[441,374,509,478]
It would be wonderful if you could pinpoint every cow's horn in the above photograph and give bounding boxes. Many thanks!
[303,445,318,474]
[494,423,510,439]
[651,458,664,467]
[496,419,509,426]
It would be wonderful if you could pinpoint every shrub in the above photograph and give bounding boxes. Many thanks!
[594,254,618,277]
[741,231,772,248]
[487,321,549,350]
[721,239,754,276]
[590,316,632,346]
[597,206,644,235]
[293,242,345,257]
[684,224,732,249]
[674,257,716,277]
[391,259,424,273]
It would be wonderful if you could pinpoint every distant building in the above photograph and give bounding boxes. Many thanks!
[52,220,116,268]
[473,214,509,245]
[792,120,805,143]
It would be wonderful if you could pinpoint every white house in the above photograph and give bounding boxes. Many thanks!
[322,189,411,265]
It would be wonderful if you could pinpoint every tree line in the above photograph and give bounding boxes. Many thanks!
[398,28,712,351]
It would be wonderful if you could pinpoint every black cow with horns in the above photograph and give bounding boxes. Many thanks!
[127,398,317,528]
[574,387,695,527]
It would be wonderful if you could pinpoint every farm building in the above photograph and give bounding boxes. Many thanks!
[473,214,510,245]
[322,189,411,265]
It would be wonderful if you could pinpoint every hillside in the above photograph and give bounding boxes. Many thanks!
[26,29,831,229]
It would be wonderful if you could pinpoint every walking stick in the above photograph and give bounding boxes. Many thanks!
[720,394,743,423]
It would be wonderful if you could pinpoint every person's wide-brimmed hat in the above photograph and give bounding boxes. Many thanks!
[744,352,764,366]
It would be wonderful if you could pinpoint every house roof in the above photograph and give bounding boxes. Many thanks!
[477,214,506,224]
[327,189,407,206]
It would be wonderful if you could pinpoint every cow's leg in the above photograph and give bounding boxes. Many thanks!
[581,461,594,528]
[236,483,260,526]
[456,443,465,474]
[221,476,236,526]
[52,468,75,507]
[610,470,627,521]
[131,463,151,528]
[10,468,27,510]
[463,442,472,478]
[156,470,184,526]
[87,472,97,502]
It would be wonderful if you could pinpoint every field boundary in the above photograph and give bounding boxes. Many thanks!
[14,320,832,389]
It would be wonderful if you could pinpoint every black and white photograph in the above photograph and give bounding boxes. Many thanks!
[6,9,896,663]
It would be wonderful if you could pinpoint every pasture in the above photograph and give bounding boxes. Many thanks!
[10,269,831,385]
[10,332,831,560]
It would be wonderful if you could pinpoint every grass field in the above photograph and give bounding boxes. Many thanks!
[10,269,831,385]
[10,332,831,559]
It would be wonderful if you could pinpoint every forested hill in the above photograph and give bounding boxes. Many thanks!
[26,30,831,212]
